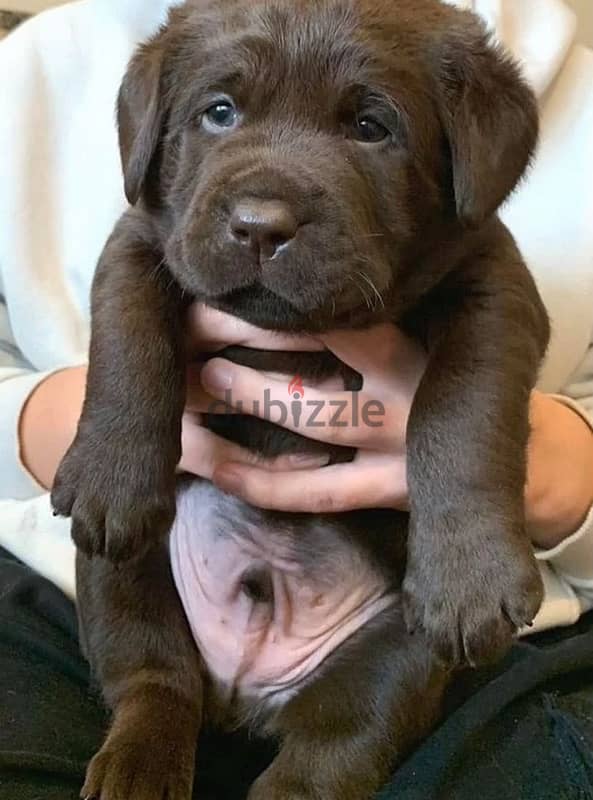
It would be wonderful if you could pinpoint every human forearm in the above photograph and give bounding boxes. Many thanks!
[526,392,593,550]
[19,366,87,491]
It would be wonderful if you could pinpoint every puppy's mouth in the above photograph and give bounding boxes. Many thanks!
[208,284,316,332]
[208,282,386,333]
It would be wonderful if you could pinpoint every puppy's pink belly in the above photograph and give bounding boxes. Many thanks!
[170,483,395,699]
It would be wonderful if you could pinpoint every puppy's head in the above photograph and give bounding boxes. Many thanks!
[118,0,538,330]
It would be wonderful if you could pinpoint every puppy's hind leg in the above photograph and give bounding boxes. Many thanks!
[248,602,448,800]
[77,545,202,800]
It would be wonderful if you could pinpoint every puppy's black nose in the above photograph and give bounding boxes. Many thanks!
[229,199,298,260]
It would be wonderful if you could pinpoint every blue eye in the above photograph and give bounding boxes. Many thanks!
[202,101,239,132]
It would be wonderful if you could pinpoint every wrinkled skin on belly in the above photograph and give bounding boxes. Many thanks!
[170,482,397,702]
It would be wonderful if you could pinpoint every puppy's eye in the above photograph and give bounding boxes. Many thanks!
[202,101,239,132]
[351,115,389,143]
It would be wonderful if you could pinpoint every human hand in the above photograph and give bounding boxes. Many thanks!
[179,303,329,480]
[200,324,427,511]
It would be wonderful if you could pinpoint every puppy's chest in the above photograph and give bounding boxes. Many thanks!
[169,482,396,709]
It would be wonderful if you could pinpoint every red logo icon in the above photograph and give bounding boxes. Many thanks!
[288,375,305,399]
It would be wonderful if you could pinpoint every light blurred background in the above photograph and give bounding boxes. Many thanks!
[1,0,592,49]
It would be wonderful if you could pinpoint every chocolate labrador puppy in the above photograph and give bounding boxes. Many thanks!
[51,0,550,797]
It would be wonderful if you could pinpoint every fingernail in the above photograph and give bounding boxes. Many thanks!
[213,468,243,495]
[202,362,233,391]
[287,453,330,469]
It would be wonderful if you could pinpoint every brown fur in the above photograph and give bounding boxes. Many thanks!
[51,1,550,797]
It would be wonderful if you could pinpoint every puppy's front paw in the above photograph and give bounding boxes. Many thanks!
[403,523,543,667]
[82,733,193,800]
[51,427,177,561]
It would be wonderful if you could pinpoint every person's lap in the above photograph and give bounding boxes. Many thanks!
[2,546,593,800]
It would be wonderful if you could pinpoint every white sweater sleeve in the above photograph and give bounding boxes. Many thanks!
[0,2,173,598]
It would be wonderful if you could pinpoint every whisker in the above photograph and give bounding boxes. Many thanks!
[147,257,167,284]
[347,274,372,311]
[355,270,385,311]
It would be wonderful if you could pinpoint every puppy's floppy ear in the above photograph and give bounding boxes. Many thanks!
[117,39,167,205]
[434,17,539,226]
